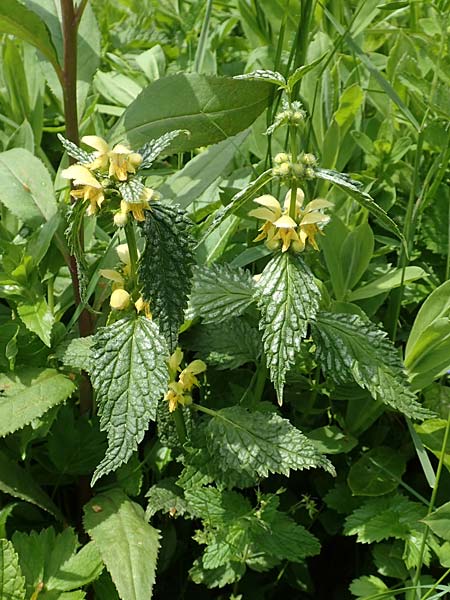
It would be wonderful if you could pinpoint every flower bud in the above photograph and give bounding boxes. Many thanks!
[304,167,316,179]
[273,152,290,165]
[110,288,130,310]
[116,243,130,265]
[301,153,317,166]
[114,212,128,227]
[274,162,291,177]
[292,110,305,123]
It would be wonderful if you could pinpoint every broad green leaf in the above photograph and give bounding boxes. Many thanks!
[200,169,274,241]
[95,71,142,106]
[334,83,364,128]
[158,131,249,210]
[12,527,102,597]
[55,336,94,371]
[348,266,426,301]
[139,203,195,351]
[112,74,272,151]
[348,447,406,496]
[204,406,335,482]
[17,298,54,347]
[187,317,261,370]
[415,419,450,473]
[146,478,189,519]
[0,451,61,517]
[0,0,59,72]
[197,213,240,265]
[0,539,26,600]
[314,168,405,244]
[287,53,328,91]
[372,541,408,580]
[0,149,56,225]
[340,222,374,294]
[423,501,450,541]
[350,575,392,599]
[312,313,430,419]
[189,263,254,324]
[91,317,169,484]
[407,281,450,348]
[344,494,426,543]
[256,252,321,404]
[84,489,160,600]
[308,425,357,455]
[0,368,75,437]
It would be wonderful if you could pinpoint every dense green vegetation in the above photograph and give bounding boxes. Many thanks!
[0,0,450,598]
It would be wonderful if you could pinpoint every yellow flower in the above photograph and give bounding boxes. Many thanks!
[135,296,152,319]
[168,347,184,379]
[61,164,104,216]
[81,136,143,181]
[179,359,207,391]
[119,187,154,222]
[164,381,192,413]
[110,288,130,310]
[164,349,207,412]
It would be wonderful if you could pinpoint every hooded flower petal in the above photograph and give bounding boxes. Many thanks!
[61,165,102,188]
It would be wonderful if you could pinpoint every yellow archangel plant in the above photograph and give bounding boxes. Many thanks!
[164,347,207,412]
[249,188,333,253]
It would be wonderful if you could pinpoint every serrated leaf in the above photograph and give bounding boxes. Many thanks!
[344,495,426,543]
[204,406,335,482]
[84,488,160,600]
[0,539,26,600]
[0,368,75,437]
[423,501,450,541]
[188,317,261,369]
[311,312,431,420]
[46,542,103,592]
[350,575,391,598]
[256,252,321,404]
[145,478,189,519]
[234,69,286,87]
[287,53,328,91]
[348,447,406,496]
[0,451,61,517]
[58,135,94,165]
[200,169,274,241]
[17,298,54,347]
[118,179,146,204]
[189,263,254,324]
[55,337,94,371]
[139,130,189,169]
[91,317,168,484]
[315,168,405,245]
[138,203,195,351]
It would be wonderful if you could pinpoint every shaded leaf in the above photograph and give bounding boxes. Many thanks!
[0,539,25,600]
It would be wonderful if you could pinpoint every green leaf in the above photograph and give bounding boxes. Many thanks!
[84,489,160,600]
[423,501,450,541]
[138,203,195,351]
[158,131,249,210]
[348,447,406,496]
[0,149,56,225]
[0,368,75,437]
[340,222,374,294]
[287,53,328,91]
[112,74,272,151]
[256,252,321,404]
[138,130,189,169]
[314,168,405,245]
[55,337,94,371]
[200,169,274,241]
[0,539,26,600]
[415,419,450,473]
[187,317,262,370]
[188,263,255,324]
[348,266,426,301]
[204,406,335,482]
[312,312,430,419]
[146,478,189,519]
[118,179,146,204]
[91,316,169,484]
[344,494,426,544]
[0,0,59,73]
[17,298,54,347]
[308,425,357,455]
[12,527,102,597]
[334,84,364,128]
[57,134,94,165]
[234,69,286,87]
[0,451,61,518]
[350,575,391,599]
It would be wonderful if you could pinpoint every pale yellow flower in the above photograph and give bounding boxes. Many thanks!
[119,187,154,222]
[61,164,104,216]
[164,349,207,412]
[135,296,152,319]
[81,136,143,181]
[164,381,192,413]
[110,288,130,310]
[179,359,207,391]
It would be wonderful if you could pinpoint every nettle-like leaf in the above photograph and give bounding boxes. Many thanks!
[65,201,89,298]
[58,134,94,165]
[56,336,94,371]
[91,316,169,484]
[84,488,160,600]
[311,312,431,419]
[139,202,195,351]
[187,317,262,370]
[146,478,189,519]
[256,252,321,404]
[138,130,189,169]
[118,178,146,203]
[12,527,103,598]
[189,263,255,324]
[0,368,75,437]
[204,406,335,482]
[234,69,287,87]
[0,539,26,600]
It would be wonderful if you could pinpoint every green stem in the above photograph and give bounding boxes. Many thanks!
[191,402,218,418]
[172,409,187,444]
[193,0,213,73]
[289,123,299,220]
[47,277,55,314]
[412,408,450,597]
[124,220,139,292]
[421,567,450,600]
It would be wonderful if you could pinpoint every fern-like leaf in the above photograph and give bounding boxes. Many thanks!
[91,316,168,484]
[138,130,189,169]
[138,203,195,351]
[256,252,321,404]
[311,312,431,419]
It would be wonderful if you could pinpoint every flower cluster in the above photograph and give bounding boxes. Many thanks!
[249,188,332,253]
[61,136,155,224]
[266,100,306,135]
[272,151,318,181]
[100,244,151,317]
[164,348,206,412]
